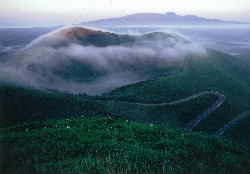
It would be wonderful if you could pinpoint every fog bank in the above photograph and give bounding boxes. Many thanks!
[0,28,207,95]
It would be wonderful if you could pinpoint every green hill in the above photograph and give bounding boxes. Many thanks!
[0,116,249,174]
[0,83,215,129]
[102,49,250,136]
[0,83,104,127]
[2,27,192,95]
[223,116,250,146]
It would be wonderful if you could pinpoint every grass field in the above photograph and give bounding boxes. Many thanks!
[0,115,249,174]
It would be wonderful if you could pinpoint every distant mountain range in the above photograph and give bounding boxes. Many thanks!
[80,12,247,26]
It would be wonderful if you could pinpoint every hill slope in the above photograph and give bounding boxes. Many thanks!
[0,84,104,127]
[0,116,249,174]
[101,49,250,143]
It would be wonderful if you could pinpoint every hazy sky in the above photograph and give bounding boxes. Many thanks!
[1,0,250,28]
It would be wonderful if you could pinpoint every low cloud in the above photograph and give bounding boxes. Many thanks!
[0,45,23,54]
[0,29,207,95]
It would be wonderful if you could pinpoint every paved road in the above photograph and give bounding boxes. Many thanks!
[214,110,250,137]
[185,92,225,131]
[99,91,225,130]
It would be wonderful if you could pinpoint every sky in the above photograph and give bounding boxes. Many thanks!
[1,0,250,28]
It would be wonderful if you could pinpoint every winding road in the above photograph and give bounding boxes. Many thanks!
[185,92,225,131]
[100,91,225,130]
[99,91,250,136]
[214,110,250,137]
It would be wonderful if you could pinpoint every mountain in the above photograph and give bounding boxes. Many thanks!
[1,26,200,95]
[79,12,247,26]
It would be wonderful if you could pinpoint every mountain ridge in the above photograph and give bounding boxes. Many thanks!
[80,12,248,26]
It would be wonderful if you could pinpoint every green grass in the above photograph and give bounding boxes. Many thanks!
[0,115,249,174]
[0,84,105,127]
[223,116,250,146]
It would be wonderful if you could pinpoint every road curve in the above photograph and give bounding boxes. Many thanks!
[185,92,225,131]
[98,91,225,130]
[214,110,250,137]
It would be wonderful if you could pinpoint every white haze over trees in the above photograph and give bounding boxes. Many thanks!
[0,27,207,95]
